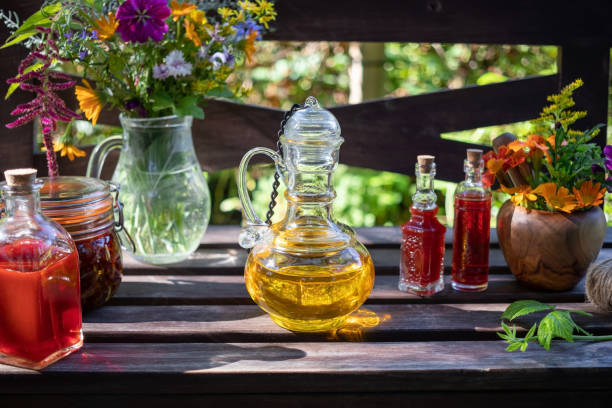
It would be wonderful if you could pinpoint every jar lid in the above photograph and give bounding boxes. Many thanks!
[282,96,343,146]
[40,176,114,237]
[41,176,111,206]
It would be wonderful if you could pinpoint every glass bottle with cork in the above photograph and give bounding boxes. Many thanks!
[399,155,446,296]
[451,149,492,291]
[0,169,83,370]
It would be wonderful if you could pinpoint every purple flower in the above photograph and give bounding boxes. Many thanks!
[209,47,235,70]
[125,99,146,117]
[116,0,171,43]
[153,63,170,79]
[91,30,99,40]
[592,164,605,173]
[79,50,88,60]
[604,145,612,171]
[165,50,192,77]
[233,19,262,41]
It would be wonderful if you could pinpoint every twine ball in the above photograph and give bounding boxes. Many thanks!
[586,258,612,312]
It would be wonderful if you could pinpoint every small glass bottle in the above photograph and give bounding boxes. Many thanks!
[399,155,446,296]
[451,149,492,291]
[0,169,83,370]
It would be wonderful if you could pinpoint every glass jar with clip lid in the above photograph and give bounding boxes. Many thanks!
[39,176,133,310]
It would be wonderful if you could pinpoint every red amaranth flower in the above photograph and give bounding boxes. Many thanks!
[6,27,80,177]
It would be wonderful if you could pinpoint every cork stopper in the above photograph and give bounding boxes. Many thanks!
[4,168,37,187]
[466,149,483,165]
[417,155,435,173]
[492,132,517,153]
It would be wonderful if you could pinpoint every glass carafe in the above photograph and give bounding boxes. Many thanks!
[237,97,375,332]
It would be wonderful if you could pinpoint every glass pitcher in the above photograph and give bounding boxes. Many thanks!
[237,97,375,332]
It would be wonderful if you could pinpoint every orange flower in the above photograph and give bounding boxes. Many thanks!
[75,80,103,126]
[171,1,197,21]
[94,12,118,40]
[245,29,258,64]
[573,180,605,208]
[501,184,538,207]
[532,182,577,213]
[184,19,201,46]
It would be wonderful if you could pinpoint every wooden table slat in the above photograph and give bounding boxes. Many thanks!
[82,302,609,343]
[111,275,587,305]
[2,342,611,394]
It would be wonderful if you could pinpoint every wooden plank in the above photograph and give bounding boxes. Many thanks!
[1,341,611,394]
[5,1,612,46]
[121,246,612,276]
[268,0,612,44]
[81,302,609,343]
[200,225,612,249]
[0,6,36,176]
[111,275,587,306]
[558,43,610,147]
[1,391,610,408]
[34,76,558,179]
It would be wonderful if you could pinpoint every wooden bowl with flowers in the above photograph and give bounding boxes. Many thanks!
[485,80,609,291]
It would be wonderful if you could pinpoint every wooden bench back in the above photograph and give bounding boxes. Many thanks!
[1,0,610,181]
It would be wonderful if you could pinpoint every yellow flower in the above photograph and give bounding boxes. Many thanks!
[94,12,118,40]
[75,80,103,126]
[238,0,256,11]
[253,0,276,29]
[189,9,207,25]
[532,182,577,213]
[245,29,258,64]
[573,180,605,208]
[217,7,235,20]
[184,19,201,46]
[53,141,86,161]
[171,1,197,21]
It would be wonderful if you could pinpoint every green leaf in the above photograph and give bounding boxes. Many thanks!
[206,86,235,99]
[538,310,576,348]
[476,72,508,86]
[175,96,204,119]
[1,30,39,49]
[506,342,522,352]
[520,342,528,352]
[10,3,61,37]
[151,91,175,112]
[502,300,553,321]
[525,323,537,339]
[5,62,45,99]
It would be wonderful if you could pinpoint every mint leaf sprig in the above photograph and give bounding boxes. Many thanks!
[498,300,612,352]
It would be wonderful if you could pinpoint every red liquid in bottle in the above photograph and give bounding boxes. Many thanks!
[399,206,446,296]
[451,193,491,291]
[0,240,82,369]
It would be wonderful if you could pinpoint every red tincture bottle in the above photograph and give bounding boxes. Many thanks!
[0,169,82,370]
[451,149,491,292]
[399,155,446,296]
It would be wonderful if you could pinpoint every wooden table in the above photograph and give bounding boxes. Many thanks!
[2,226,612,406]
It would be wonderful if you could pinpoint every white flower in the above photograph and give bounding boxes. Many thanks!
[165,50,192,77]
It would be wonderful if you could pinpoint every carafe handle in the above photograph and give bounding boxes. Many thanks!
[237,147,283,249]
[86,135,123,179]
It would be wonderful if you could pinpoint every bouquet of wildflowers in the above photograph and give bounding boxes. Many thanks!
[2,0,276,176]
[483,79,610,213]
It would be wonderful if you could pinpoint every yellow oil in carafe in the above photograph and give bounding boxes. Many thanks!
[245,227,375,332]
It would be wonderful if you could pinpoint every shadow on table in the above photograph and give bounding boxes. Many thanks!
[50,343,307,372]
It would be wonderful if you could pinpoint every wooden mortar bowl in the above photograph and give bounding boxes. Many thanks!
[497,200,606,291]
